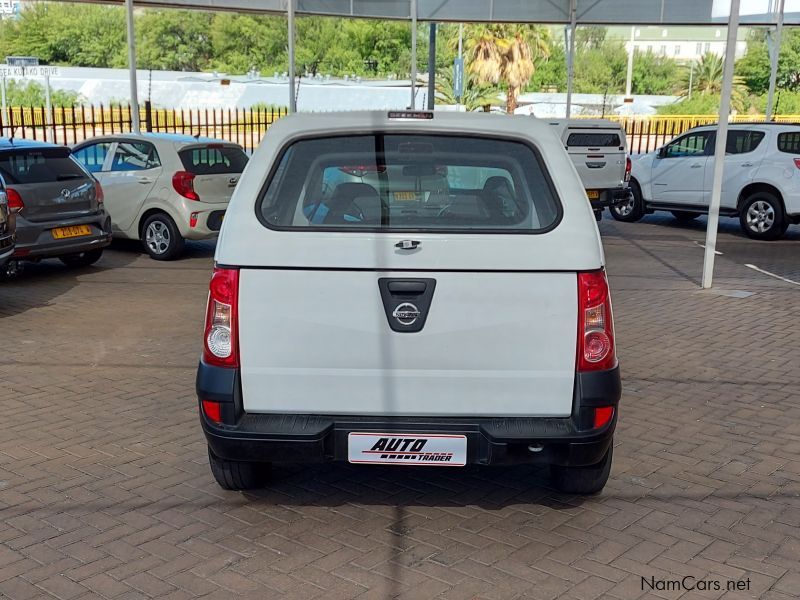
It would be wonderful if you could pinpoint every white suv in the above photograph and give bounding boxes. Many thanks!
[73,134,248,259]
[196,111,622,495]
[617,123,800,240]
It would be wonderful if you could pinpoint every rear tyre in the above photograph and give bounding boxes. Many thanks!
[594,210,603,222]
[670,210,699,222]
[550,444,613,495]
[610,181,644,223]
[142,213,185,260]
[208,447,269,491]
[739,192,788,241]
[59,249,103,268]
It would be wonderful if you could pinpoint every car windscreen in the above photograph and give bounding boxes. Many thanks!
[566,132,621,147]
[179,145,248,175]
[0,148,89,185]
[258,134,561,232]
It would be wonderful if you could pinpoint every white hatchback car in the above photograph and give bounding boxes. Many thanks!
[196,111,621,495]
[72,133,248,259]
[617,123,800,240]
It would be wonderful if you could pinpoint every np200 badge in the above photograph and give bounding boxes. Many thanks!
[392,302,420,325]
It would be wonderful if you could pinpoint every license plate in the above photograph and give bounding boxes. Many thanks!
[586,190,600,200]
[51,225,92,239]
[348,432,467,466]
[394,191,417,201]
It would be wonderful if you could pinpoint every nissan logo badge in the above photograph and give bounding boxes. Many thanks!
[392,302,421,326]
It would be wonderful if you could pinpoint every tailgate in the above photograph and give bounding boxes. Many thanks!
[238,269,577,417]
[177,143,248,204]
[0,148,98,222]
[564,128,626,192]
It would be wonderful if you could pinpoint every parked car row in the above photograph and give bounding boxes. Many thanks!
[1,133,247,276]
[612,123,800,240]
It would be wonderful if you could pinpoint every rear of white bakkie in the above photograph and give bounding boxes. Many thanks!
[197,111,621,494]
[547,119,632,217]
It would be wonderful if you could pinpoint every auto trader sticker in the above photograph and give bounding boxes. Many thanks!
[348,433,467,466]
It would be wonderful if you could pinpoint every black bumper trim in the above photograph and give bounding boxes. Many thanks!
[197,362,621,468]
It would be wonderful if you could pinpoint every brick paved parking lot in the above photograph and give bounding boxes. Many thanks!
[1,217,799,600]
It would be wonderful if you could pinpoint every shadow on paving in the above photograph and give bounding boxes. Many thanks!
[0,251,138,319]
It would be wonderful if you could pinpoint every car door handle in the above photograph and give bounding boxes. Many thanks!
[690,163,703,168]
[138,177,153,184]
[741,162,754,167]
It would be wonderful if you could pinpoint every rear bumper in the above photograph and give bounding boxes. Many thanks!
[197,362,621,468]
[590,187,632,209]
[0,237,13,266]
[14,212,112,259]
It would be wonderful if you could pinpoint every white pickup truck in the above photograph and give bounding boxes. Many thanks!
[197,111,622,495]
[545,119,632,220]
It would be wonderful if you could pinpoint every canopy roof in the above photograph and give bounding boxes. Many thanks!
[76,0,798,24]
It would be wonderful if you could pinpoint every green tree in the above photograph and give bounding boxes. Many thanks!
[0,3,127,67]
[736,28,800,94]
[573,37,627,94]
[209,14,287,74]
[631,51,681,95]
[5,79,82,106]
[136,10,214,71]
[434,66,502,111]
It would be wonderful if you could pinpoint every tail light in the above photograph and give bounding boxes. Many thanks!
[793,158,800,169]
[6,188,24,213]
[201,399,222,423]
[624,156,632,182]
[172,171,199,201]
[94,180,104,204]
[577,270,616,372]
[203,267,239,368]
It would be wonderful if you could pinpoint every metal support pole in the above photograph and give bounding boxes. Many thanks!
[765,0,785,121]
[565,0,577,118]
[125,0,140,133]
[1,76,7,136]
[702,0,740,289]
[427,23,436,110]
[288,0,296,113]
[410,0,417,109]
[457,23,463,110]
[624,25,635,99]
[44,73,51,143]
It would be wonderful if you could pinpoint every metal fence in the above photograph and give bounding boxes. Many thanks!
[0,103,288,153]
[1,105,798,154]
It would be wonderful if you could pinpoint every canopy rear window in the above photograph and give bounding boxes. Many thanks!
[258,134,561,233]
[566,132,621,147]
[179,145,248,175]
[0,148,89,185]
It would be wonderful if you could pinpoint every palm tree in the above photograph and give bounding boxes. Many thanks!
[434,66,503,112]
[466,25,550,114]
[681,52,747,110]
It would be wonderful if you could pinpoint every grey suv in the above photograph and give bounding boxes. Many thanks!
[0,139,112,271]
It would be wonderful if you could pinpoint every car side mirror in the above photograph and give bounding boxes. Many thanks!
[657,147,666,159]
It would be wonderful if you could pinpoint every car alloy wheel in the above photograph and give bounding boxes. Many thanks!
[146,220,171,255]
[745,200,775,234]
[613,197,635,218]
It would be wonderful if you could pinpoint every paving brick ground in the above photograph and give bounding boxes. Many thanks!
[0,216,798,600]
